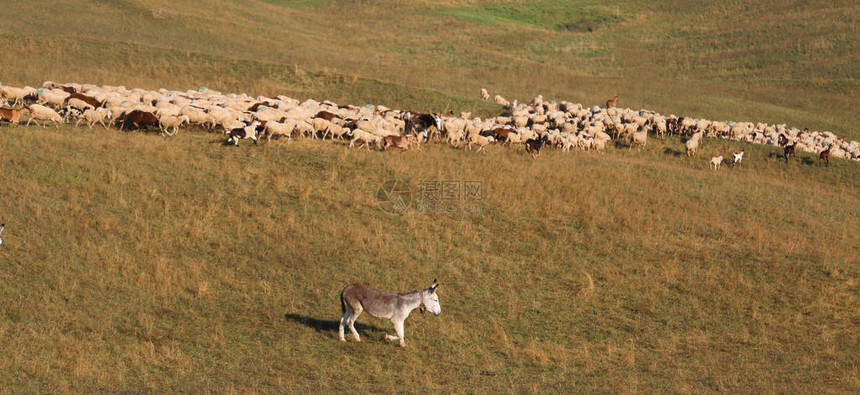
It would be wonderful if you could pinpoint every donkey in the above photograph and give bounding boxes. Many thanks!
[339,279,440,347]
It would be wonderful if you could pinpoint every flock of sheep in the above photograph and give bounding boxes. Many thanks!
[0,81,857,167]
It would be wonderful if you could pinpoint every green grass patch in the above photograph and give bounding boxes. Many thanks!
[437,0,632,32]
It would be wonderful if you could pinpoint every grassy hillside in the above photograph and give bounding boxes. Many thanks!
[0,0,859,392]
[0,124,858,392]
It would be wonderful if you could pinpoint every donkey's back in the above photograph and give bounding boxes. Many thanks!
[341,283,401,318]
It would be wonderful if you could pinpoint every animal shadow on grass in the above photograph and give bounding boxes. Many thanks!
[663,147,682,157]
[613,140,632,149]
[284,313,384,335]
[766,151,782,161]
[766,150,814,165]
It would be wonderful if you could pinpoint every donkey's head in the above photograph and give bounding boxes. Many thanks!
[422,279,441,316]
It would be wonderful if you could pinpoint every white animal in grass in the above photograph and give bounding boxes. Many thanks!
[733,151,745,166]
[0,223,4,246]
[710,155,724,171]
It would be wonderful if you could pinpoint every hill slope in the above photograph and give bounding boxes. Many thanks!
[0,0,858,392]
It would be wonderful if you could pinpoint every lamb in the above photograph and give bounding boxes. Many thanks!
[349,128,381,150]
[324,123,350,141]
[158,114,190,136]
[480,88,490,101]
[76,108,113,129]
[709,156,724,171]
[27,104,64,128]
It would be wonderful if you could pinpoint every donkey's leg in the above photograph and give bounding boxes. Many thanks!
[393,319,406,347]
[347,305,363,342]
[339,307,352,342]
[386,318,404,343]
[385,325,400,342]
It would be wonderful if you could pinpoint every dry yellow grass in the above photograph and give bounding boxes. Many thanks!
[0,122,857,391]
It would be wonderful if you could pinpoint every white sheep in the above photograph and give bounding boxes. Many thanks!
[27,104,64,128]
[685,131,704,157]
[447,128,466,147]
[466,133,494,153]
[506,131,525,146]
[493,95,509,107]
[264,120,296,142]
[0,85,37,106]
[76,108,113,129]
[66,97,95,112]
[480,88,490,101]
[36,89,70,109]
[324,123,350,140]
[159,114,190,136]
[630,129,647,151]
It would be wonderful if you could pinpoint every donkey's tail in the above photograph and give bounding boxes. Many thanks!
[340,290,346,314]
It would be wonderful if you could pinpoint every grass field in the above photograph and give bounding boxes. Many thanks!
[1,0,859,392]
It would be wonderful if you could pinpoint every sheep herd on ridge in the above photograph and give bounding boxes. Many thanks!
[0,81,857,168]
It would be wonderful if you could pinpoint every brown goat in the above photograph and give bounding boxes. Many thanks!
[784,143,798,163]
[120,110,159,131]
[0,108,30,124]
[605,94,618,108]
[819,147,831,167]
